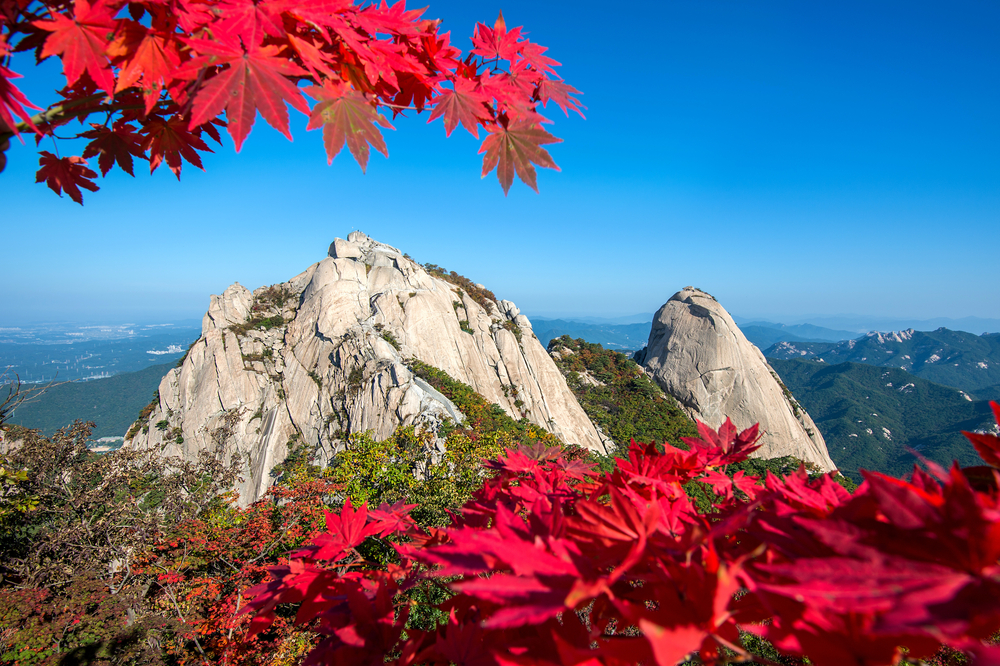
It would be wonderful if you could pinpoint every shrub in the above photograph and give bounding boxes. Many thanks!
[423,263,497,312]
[548,336,697,455]
[244,407,1000,666]
[125,391,159,439]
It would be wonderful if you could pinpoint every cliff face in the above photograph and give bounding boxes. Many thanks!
[124,232,603,503]
[638,287,837,472]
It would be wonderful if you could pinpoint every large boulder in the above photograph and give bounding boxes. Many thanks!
[639,287,837,472]
[124,232,603,503]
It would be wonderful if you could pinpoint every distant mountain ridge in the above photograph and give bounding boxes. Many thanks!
[738,321,859,342]
[765,328,1000,393]
[532,319,650,351]
[770,358,996,482]
[4,362,175,439]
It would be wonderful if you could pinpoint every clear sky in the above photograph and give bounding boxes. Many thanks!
[2,0,998,325]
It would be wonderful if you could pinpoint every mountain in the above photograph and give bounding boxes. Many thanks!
[531,319,651,351]
[765,328,1000,393]
[737,320,859,343]
[780,315,1000,335]
[3,362,175,440]
[635,287,836,472]
[769,358,997,482]
[124,232,603,504]
[740,326,819,350]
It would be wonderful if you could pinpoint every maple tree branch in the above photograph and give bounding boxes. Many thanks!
[378,101,422,111]
[0,94,106,142]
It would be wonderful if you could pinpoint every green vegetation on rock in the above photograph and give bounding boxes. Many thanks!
[423,263,497,311]
[546,336,697,455]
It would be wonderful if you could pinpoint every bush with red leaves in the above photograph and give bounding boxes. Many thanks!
[245,404,1000,666]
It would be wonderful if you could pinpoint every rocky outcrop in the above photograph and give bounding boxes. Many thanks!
[638,287,837,472]
[124,232,603,504]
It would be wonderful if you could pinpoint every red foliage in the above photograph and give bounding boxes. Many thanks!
[0,0,583,201]
[246,405,1000,666]
[135,477,343,666]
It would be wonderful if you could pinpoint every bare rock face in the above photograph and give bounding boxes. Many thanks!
[639,287,837,472]
[124,232,603,503]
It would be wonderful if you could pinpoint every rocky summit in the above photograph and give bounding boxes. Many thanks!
[637,287,837,472]
[124,232,603,504]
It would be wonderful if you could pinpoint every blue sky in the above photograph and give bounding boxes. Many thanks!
[2,0,997,326]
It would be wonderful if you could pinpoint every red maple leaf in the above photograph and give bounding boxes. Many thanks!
[366,500,418,538]
[427,76,491,137]
[537,78,585,118]
[35,151,99,204]
[479,118,560,195]
[0,37,41,136]
[81,121,146,175]
[214,0,287,47]
[0,65,40,136]
[109,23,181,114]
[963,401,1000,468]
[183,38,310,151]
[514,41,560,77]
[34,0,118,95]
[354,0,426,40]
[140,115,212,177]
[286,34,337,81]
[683,418,762,467]
[305,82,393,172]
[471,11,521,62]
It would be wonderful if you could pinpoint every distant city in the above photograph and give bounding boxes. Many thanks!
[0,321,202,383]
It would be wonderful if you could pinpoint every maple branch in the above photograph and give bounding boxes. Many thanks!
[0,93,106,143]
[378,101,422,111]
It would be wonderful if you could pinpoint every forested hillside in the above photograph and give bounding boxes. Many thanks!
[770,358,996,481]
[766,328,1000,392]
[545,335,696,453]
[3,362,175,439]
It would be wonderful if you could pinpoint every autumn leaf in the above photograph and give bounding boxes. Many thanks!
[110,23,181,114]
[0,70,40,137]
[214,0,288,48]
[471,11,522,62]
[140,115,212,177]
[34,0,118,95]
[305,83,394,172]
[81,121,146,175]
[35,151,99,204]
[514,40,560,77]
[354,0,426,40]
[537,78,585,118]
[479,119,560,194]
[0,37,42,136]
[183,38,310,151]
[964,401,1000,468]
[286,34,337,81]
[427,76,490,137]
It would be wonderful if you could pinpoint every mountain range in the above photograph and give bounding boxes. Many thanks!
[769,358,996,482]
[765,328,1000,394]
[4,233,995,490]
